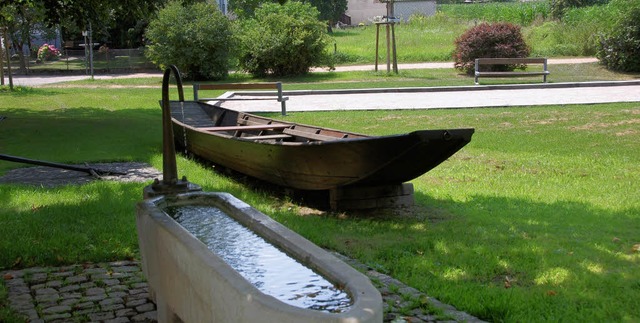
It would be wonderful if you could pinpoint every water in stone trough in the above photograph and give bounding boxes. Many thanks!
[167,205,352,313]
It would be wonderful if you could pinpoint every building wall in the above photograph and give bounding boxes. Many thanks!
[394,1,437,21]
[217,0,228,15]
[345,0,436,25]
[345,0,388,25]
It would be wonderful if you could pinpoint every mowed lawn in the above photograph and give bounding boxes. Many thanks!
[1,79,639,322]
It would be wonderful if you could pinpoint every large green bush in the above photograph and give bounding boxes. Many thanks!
[596,0,640,72]
[145,1,232,80]
[236,1,333,77]
[453,22,530,75]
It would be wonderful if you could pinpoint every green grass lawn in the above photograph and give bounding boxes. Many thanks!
[1,72,639,322]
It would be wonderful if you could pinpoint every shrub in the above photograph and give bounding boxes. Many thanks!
[525,20,595,57]
[236,1,333,77]
[453,22,530,75]
[37,44,61,62]
[549,0,608,20]
[438,2,550,26]
[596,1,640,72]
[145,1,232,80]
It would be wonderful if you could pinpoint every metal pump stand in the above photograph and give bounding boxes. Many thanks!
[143,65,201,198]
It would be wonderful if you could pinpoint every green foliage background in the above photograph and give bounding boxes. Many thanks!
[236,1,333,76]
[145,1,232,80]
[596,0,640,72]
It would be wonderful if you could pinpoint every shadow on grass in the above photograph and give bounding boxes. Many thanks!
[0,166,637,320]
[0,107,162,173]
[0,181,148,270]
[0,86,62,96]
[201,170,638,321]
[334,190,640,322]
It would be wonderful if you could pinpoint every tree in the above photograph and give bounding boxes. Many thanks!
[39,0,167,47]
[230,0,287,18]
[0,0,49,73]
[230,0,347,27]
[236,1,333,76]
[145,1,233,80]
[305,0,347,27]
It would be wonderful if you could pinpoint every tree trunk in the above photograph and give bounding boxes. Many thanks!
[2,27,13,90]
[8,26,27,73]
[1,31,5,85]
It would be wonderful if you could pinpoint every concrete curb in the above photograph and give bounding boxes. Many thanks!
[236,80,640,97]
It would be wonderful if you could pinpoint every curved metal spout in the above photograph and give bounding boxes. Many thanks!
[160,65,184,185]
[144,65,201,198]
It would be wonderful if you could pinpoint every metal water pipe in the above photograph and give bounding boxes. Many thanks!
[144,65,201,198]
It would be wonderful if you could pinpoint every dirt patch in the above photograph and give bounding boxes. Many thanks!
[569,118,640,131]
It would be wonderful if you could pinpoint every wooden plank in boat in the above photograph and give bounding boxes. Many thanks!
[282,128,344,141]
[199,124,291,132]
[241,134,292,140]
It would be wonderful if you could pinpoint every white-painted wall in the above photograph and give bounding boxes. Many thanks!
[345,0,437,25]
[345,0,388,25]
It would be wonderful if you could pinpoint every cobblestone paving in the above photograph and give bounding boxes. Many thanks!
[2,261,157,323]
[2,257,484,323]
[334,253,485,323]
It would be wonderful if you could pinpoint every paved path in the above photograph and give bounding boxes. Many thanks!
[1,73,160,87]
[1,57,599,87]
[312,57,599,72]
[219,80,640,113]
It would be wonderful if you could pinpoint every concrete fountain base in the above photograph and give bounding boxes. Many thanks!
[136,191,383,323]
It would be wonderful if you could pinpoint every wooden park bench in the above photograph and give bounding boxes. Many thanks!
[193,82,289,115]
[474,58,549,85]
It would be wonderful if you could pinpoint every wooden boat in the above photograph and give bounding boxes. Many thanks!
[168,100,474,191]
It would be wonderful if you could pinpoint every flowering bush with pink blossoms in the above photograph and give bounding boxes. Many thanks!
[37,44,61,62]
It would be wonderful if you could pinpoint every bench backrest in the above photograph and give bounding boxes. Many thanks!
[476,58,547,65]
[193,82,283,101]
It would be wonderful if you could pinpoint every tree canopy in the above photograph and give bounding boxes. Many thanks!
[0,0,168,48]
[230,0,347,24]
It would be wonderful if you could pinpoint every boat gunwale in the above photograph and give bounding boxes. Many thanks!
[169,101,474,145]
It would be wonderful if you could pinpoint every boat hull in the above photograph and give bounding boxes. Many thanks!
[171,101,474,191]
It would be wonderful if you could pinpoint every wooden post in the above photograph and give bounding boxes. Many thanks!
[375,24,380,72]
[3,27,13,90]
[385,24,391,73]
[391,23,398,74]
[1,30,4,86]
[374,0,399,74]
[385,0,391,73]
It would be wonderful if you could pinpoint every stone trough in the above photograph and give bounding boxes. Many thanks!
[136,191,383,322]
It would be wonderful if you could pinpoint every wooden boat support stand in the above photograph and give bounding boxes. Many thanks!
[164,67,475,210]
[328,183,415,210]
